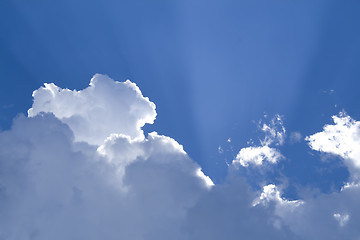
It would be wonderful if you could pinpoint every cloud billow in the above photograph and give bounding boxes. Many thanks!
[1,74,360,239]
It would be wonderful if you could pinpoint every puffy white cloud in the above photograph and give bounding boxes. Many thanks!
[229,113,360,239]
[0,75,213,240]
[233,145,283,167]
[28,74,156,145]
[233,115,285,167]
[306,112,360,176]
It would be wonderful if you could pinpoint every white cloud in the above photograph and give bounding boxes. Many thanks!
[0,113,214,240]
[253,184,304,209]
[233,145,283,167]
[28,74,157,145]
[306,112,360,175]
[232,115,285,167]
[2,75,360,239]
[260,114,286,146]
[196,168,215,188]
[0,75,213,240]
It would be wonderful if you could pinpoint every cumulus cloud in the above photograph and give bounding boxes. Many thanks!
[28,74,157,145]
[0,114,210,239]
[233,115,285,167]
[306,112,360,176]
[233,145,283,167]
[0,75,212,240]
[2,75,360,239]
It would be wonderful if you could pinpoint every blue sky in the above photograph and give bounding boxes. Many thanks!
[1,1,360,239]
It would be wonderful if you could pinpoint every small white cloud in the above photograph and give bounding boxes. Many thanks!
[306,112,360,174]
[333,213,350,227]
[233,146,283,167]
[233,114,285,167]
[253,184,304,209]
[260,114,286,146]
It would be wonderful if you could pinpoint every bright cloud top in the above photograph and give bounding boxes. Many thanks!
[28,74,157,145]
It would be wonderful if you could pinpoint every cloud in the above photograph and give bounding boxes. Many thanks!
[0,113,215,239]
[230,113,360,239]
[2,75,360,239]
[260,114,286,146]
[28,74,157,145]
[306,112,360,176]
[333,213,350,227]
[233,115,285,167]
[252,184,304,230]
[233,145,283,167]
[183,179,294,240]
[253,184,304,209]
[277,183,360,239]
[0,75,212,240]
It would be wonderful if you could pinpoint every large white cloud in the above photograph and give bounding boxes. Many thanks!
[2,75,360,239]
[28,74,157,145]
[0,75,213,240]
[0,113,215,240]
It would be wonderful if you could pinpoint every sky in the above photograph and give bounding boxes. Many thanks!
[1,1,360,239]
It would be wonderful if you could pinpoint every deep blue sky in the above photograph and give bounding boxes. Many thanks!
[1,0,360,196]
